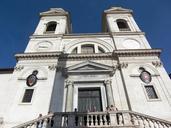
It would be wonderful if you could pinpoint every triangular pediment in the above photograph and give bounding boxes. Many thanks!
[66,61,113,74]
[104,7,132,14]
[40,8,68,16]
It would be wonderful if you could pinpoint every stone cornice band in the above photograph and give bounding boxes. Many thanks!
[15,49,161,61]
[113,49,161,57]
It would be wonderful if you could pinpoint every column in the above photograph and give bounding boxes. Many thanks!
[104,80,114,106]
[66,80,73,112]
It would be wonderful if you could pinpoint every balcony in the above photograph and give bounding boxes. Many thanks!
[13,110,171,128]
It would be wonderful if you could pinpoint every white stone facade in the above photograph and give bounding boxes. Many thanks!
[0,7,171,128]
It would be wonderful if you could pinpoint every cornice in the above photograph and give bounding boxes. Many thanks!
[40,8,69,17]
[104,7,133,15]
[0,68,14,74]
[15,49,161,61]
[30,32,145,39]
[59,53,113,60]
[30,34,64,39]
[15,52,113,61]
[113,49,161,57]
[15,52,62,61]
[30,33,111,39]
[111,31,145,36]
[63,33,110,38]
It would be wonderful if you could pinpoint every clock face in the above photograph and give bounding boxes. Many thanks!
[140,71,152,84]
[26,74,37,87]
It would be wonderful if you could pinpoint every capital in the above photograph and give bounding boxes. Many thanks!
[65,80,73,87]
[104,80,111,85]
[48,64,57,70]
[152,61,162,67]
[118,62,128,69]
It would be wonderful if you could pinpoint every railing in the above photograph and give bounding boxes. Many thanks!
[13,110,171,128]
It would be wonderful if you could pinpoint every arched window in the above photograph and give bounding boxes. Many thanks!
[81,44,94,54]
[116,19,130,31]
[45,21,57,33]
[71,47,77,54]
[98,47,105,53]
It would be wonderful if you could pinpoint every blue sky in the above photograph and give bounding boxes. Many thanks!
[0,0,171,73]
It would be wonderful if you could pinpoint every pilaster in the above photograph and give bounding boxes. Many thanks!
[104,80,114,106]
[65,80,73,112]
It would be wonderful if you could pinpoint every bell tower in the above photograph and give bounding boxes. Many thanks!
[34,8,71,35]
[102,7,171,119]
[25,8,71,53]
[103,7,151,49]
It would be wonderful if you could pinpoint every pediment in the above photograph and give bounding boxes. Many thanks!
[104,7,132,14]
[65,61,113,74]
[40,8,68,16]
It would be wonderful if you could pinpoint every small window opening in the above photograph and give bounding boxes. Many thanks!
[116,19,130,31]
[81,44,95,54]
[22,89,34,103]
[45,21,57,33]
[145,85,158,99]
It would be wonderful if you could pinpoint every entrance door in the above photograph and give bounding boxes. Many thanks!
[78,88,102,112]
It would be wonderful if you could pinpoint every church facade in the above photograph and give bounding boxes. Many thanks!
[0,7,171,128]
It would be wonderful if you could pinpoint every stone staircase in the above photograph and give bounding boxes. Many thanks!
[12,110,171,128]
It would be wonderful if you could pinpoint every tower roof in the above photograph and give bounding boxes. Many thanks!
[40,8,69,16]
[104,7,133,14]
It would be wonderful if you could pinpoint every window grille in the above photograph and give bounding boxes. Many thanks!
[81,45,94,54]
[145,85,158,99]
[22,89,34,103]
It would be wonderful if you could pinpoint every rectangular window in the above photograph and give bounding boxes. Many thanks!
[22,89,34,103]
[78,88,102,112]
[81,45,95,54]
[145,85,158,99]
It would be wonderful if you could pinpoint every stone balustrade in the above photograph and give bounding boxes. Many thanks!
[13,110,171,128]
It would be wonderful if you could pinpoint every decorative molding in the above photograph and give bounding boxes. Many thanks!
[15,52,113,61]
[14,65,24,71]
[111,31,145,36]
[152,61,162,67]
[15,52,62,61]
[30,34,64,39]
[59,53,113,61]
[118,62,128,69]
[109,65,118,76]
[104,7,133,14]
[63,33,110,39]
[40,8,68,16]
[15,49,161,61]
[65,80,73,87]
[18,77,47,80]
[113,49,161,57]
[130,74,160,77]
[104,79,111,85]
[48,64,57,70]
[63,60,114,77]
